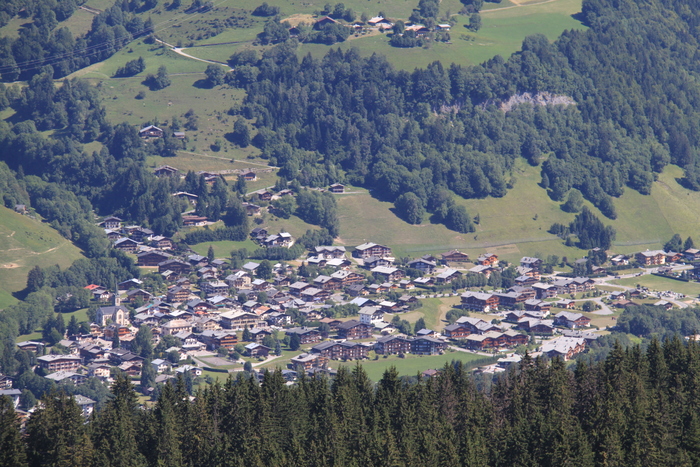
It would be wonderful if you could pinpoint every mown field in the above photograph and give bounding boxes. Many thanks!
[611,275,700,298]
[337,350,491,381]
[0,207,84,308]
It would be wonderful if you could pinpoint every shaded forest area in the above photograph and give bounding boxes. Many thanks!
[3,339,700,466]
[229,0,700,229]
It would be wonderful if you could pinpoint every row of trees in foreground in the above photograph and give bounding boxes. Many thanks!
[2,337,700,466]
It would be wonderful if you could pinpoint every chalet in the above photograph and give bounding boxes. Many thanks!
[202,281,229,296]
[346,284,368,296]
[411,336,448,355]
[354,242,392,259]
[610,254,629,266]
[514,275,538,287]
[220,311,262,330]
[315,245,347,258]
[532,282,558,299]
[14,204,26,214]
[337,320,373,340]
[636,249,666,265]
[243,202,262,216]
[173,131,185,139]
[151,359,170,373]
[508,286,537,300]
[105,229,121,241]
[291,353,328,371]
[314,15,339,29]
[405,24,430,35]
[186,298,215,314]
[413,277,434,287]
[455,316,501,334]
[685,248,700,262]
[173,193,199,208]
[249,327,272,344]
[37,355,81,372]
[436,23,451,30]
[517,318,555,334]
[182,215,208,226]
[126,288,152,303]
[158,259,191,275]
[375,335,413,355]
[541,337,586,360]
[16,341,43,352]
[251,278,271,291]
[139,125,164,138]
[368,16,393,27]
[241,171,257,181]
[113,237,139,253]
[130,227,153,242]
[192,317,220,333]
[166,286,190,303]
[461,292,499,312]
[469,264,494,277]
[441,250,469,264]
[504,310,546,323]
[364,256,393,269]
[289,281,312,296]
[654,300,673,310]
[436,269,462,284]
[524,299,551,313]
[555,299,576,309]
[520,257,543,270]
[87,363,111,378]
[208,295,236,308]
[285,327,323,344]
[161,319,192,335]
[478,253,499,266]
[328,183,346,194]
[226,271,252,289]
[371,266,404,282]
[359,306,384,325]
[314,275,340,290]
[407,258,437,274]
[261,232,294,248]
[102,216,123,230]
[315,319,340,333]
[198,330,238,350]
[301,287,332,302]
[493,292,524,309]
[176,365,203,377]
[443,323,473,339]
[118,278,143,291]
[45,371,86,385]
[311,341,369,360]
[245,343,271,358]
[399,280,415,290]
[562,330,600,344]
[257,190,273,201]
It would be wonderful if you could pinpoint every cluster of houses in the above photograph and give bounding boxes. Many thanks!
[20,222,699,404]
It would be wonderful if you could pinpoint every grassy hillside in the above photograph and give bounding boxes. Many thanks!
[0,207,84,308]
[334,161,700,264]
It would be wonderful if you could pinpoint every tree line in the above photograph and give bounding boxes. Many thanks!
[4,337,700,466]
[226,0,700,230]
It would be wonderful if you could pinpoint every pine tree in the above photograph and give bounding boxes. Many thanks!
[25,391,92,467]
[92,374,147,467]
[0,395,27,467]
[242,325,252,342]
[685,236,695,251]
[67,315,79,337]
[414,317,427,334]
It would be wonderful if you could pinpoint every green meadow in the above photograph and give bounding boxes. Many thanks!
[0,207,84,307]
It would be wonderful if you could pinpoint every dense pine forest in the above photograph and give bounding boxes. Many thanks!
[4,339,700,466]
[225,0,700,227]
